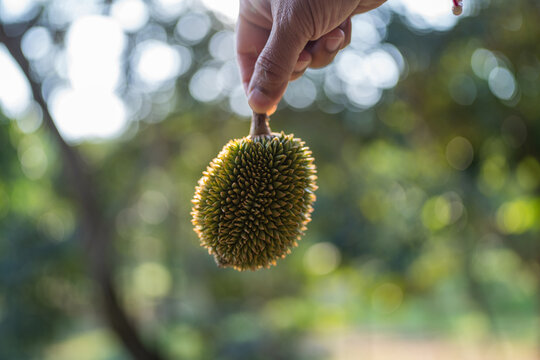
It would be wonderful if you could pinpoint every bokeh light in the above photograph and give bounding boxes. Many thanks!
[200,0,239,23]
[132,40,182,88]
[446,136,474,170]
[371,283,404,314]
[228,85,252,116]
[496,199,538,235]
[133,262,172,298]
[365,49,400,89]
[209,30,235,61]
[422,195,451,230]
[15,102,43,134]
[176,12,211,44]
[471,48,499,80]
[0,45,31,117]
[0,0,37,23]
[19,141,47,180]
[189,67,224,103]
[393,0,459,30]
[21,27,53,61]
[66,16,125,91]
[304,242,341,275]
[152,0,188,22]
[111,0,149,33]
[49,87,127,141]
[284,77,317,109]
[488,67,517,101]
[137,190,170,225]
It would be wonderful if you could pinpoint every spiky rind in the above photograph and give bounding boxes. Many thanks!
[191,132,317,271]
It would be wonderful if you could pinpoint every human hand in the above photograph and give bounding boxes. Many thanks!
[237,0,387,114]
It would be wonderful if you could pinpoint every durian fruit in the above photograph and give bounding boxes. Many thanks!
[191,113,317,271]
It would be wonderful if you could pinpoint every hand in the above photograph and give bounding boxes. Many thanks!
[237,0,387,115]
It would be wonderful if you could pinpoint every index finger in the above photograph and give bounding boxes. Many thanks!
[236,15,271,92]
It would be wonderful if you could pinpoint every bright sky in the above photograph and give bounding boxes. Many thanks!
[0,0,461,142]
[392,0,458,30]
[0,45,31,117]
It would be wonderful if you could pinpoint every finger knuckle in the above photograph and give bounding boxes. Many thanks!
[274,1,316,38]
[256,53,289,85]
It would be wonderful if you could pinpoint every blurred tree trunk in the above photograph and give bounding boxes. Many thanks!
[0,20,166,360]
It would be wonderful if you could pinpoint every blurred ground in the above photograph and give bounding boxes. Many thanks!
[315,332,537,360]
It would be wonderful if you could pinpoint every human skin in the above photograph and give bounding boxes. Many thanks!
[237,0,388,115]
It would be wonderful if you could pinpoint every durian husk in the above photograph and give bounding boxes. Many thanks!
[191,114,317,271]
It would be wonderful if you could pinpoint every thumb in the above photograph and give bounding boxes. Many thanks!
[247,23,307,114]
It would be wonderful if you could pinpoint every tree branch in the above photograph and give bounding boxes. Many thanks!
[0,21,165,360]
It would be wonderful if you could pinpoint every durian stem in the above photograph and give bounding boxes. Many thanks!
[250,113,272,136]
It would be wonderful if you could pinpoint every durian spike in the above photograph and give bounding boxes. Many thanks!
[250,112,271,137]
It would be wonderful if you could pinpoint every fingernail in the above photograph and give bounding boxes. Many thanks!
[267,104,278,116]
[248,87,273,113]
[325,37,343,53]
[243,81,249,92]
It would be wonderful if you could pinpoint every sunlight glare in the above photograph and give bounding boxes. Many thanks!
[350,16,382,50]
[229,85,251,117]
[347,83,382,108]
[50,87,127,142]
[488,67,517,101]
[391,0,458,30]
[111,0,149,33]
[189,67,223,102]
[66,16,125,92]
[0,0,36,22]
[176,12,211,43]
[21,27,53,60]
[284,77,317,109]
[365,49,399,89]
[153,0,188,20]
[133,40,181,88]
[0,45,31,117]
[200,0,239,24]
[336,51,368,85]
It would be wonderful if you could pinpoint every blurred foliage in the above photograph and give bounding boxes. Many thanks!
[1,0,540,359]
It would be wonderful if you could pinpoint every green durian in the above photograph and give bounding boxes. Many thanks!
[191,113,317,271]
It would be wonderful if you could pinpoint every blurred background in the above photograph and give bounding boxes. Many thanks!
[0,0,539,359]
